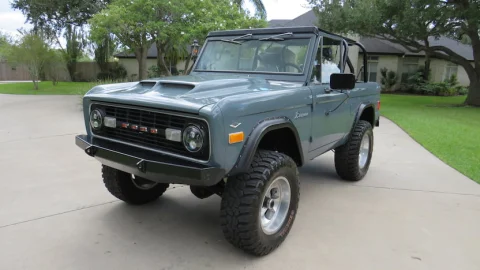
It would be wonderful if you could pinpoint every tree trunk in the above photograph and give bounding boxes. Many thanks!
[67,61,76,82]
[465,78,480,106]
[32,80,38,90]
[423,39,431,81]
[135,46,148,80]
[424,53,431,81]
[156,43,172,77]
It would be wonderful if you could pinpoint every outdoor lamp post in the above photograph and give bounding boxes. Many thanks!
[190,39,200,63]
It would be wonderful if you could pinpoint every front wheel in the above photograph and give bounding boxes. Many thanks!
[220,150,300,256]
[334,120,374,181]
[102,165,169,205]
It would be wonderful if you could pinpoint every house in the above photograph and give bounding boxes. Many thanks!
[268,9,473,86]
[115,9,473,86]
[114,45,191,79]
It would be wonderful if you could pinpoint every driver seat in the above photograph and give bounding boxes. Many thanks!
[256,47,297,72]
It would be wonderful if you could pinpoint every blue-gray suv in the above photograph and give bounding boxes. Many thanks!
[76,26,380,256]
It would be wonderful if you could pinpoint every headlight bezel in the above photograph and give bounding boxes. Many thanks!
[182,124,205,153]
[90,109,105,131]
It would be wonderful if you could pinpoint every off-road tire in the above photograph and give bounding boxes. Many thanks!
[102,165,169,205]
[334,120,374,181]
[220,150,300,256]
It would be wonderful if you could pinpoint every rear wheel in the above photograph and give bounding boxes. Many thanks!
[334,120,374,181]
[102,165,169,205]
[220,150,300,256]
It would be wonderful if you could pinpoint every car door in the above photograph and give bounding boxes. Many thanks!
[308,36,351,154]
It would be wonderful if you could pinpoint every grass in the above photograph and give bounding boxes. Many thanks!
[380,94,480,183]
[0,81,104,95]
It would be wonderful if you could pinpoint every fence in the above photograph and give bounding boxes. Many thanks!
[0,61,112,82]
[0,62,30,81]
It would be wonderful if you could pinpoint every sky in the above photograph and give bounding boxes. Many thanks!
[0,0,311,37]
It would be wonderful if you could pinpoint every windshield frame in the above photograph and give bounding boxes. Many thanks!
[190,33,318,83]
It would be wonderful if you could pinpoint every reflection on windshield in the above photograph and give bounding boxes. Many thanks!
[195,39,311,74]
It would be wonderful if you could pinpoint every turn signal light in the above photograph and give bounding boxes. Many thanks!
[377,100,381,110]
[229,132,244,144]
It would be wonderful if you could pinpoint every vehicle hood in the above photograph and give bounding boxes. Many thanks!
[84,74,303,114]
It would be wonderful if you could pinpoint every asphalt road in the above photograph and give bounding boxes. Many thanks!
[1,94,479,270]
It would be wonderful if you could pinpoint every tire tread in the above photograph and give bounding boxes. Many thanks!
[220,150,300,256]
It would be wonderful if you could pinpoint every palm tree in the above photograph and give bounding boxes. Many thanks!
[233,0,267,19]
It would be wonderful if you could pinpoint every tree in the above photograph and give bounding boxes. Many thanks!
[90,0,266,79]
[310,0,480,106]
[89,0,157,80]
[8,32,51,89]
[0,32,13,61]
[233,0,267,19]
[151,0,266,76]
[45,49,67,85]
[11,0,109,81]
[91,33,117,74]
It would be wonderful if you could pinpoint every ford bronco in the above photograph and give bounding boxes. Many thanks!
[76,26,380,256]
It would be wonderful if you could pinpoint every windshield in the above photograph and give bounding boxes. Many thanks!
[194,38,311,74]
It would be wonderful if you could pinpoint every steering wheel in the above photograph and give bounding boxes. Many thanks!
[284,63,302,72]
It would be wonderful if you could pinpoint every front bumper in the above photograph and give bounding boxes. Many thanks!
[75,135,225,186]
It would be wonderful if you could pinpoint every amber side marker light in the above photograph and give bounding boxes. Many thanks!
[229,132,244,144]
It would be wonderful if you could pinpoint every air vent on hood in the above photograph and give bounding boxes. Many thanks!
[159,82,195,91]
[139,81,157,88]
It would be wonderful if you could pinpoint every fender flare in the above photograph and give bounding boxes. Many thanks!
[227,117,304,176]
[350,103,376,133]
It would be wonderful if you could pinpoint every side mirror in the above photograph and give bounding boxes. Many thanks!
[330,73,356,90]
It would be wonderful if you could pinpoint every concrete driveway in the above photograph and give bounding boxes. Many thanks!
[1,94,479,270]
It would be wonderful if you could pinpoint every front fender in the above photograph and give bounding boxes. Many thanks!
[227,117,303,176]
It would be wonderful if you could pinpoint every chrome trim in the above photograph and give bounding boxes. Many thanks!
[88,102,212,164]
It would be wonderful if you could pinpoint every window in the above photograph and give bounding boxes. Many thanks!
[310,37,342,83]
[401,57,419,82]
[366,56,379,82]
[444,63,458,81]
[195,38,310,74]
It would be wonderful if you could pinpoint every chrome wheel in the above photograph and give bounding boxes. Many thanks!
[260,176,291,235]
[358,132,371,169]
[131,175,158,190]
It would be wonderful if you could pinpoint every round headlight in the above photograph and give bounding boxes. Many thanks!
[90,109,104,130]
[183,125,204,152]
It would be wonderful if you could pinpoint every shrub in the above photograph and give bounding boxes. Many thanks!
[455,86,468,95]
[148,65,161,78]
[380,68,398,92]
[420,82,457,96]
[97,62,127,81]
[444,74,459,86]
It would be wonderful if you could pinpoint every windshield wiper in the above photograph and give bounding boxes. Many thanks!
[220,34,253,45]
[259,32,293,41]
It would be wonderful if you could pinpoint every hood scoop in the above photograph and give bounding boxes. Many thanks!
[159,82,195,91]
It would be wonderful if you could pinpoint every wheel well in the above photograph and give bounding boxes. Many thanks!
[359,106,375,127]
[257,127,303,166]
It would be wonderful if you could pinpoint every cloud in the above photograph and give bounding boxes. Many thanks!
[0,11,32,35]
[244,0,311,20]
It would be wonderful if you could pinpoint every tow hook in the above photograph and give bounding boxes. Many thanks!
[85,146,97,157]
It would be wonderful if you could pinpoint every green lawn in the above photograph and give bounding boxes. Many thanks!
[0,81,100,95]
[380,94,480,183]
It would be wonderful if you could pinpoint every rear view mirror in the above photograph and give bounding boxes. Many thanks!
[330,73,356,90]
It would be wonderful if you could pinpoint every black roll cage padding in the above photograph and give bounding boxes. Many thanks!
[349,41,368,83]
